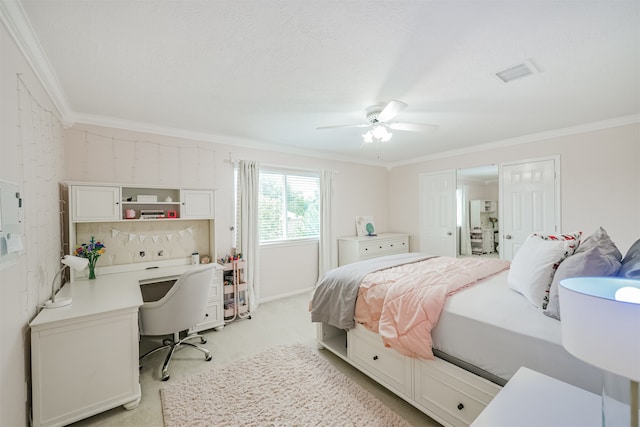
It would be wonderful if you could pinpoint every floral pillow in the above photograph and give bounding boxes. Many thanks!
[508,232,581,308]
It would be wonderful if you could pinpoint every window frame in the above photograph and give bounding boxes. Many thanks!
[257,168,320,245]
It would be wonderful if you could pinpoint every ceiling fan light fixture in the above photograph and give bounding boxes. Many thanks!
[363,123,392,143]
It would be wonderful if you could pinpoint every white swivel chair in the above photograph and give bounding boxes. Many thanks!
[139,264,216,381]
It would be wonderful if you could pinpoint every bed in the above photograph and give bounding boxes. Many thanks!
[311,227,635,427]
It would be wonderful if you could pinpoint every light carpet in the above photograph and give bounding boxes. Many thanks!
[160,344,411,426]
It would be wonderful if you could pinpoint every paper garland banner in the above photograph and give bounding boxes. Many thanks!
[105,226,194,243]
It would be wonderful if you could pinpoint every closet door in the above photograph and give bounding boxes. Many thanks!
[500,157,560,260]
[419,170,456,257]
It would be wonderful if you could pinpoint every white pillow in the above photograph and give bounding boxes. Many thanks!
[508,232,581,307]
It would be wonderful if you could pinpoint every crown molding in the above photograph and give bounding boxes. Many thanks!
[387,113,640,169]
[0,0,72,122]
[73,112,388,168]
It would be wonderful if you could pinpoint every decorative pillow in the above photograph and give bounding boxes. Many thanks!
[508,232,581,308]
[577,226,622,261]
[543,245,622,320]
[619,238,640,278]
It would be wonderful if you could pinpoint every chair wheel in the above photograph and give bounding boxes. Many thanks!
[162,374,170,381]
[205,354,212,361]
[201,337,207,344]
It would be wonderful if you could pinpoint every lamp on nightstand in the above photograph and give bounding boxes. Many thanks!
[559,277,640,427]
[45,255,89,309]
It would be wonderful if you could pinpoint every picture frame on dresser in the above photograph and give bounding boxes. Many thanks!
[355,216,376,237]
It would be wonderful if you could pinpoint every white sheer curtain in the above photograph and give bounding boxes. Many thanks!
[318,169,336,277]
[459,185,472,256]
[237,160,260,311]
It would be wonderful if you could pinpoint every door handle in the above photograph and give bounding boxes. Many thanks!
[447,232,452,236]
[505,234,512,239]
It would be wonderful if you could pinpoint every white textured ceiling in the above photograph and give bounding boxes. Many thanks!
[16,0,640,165]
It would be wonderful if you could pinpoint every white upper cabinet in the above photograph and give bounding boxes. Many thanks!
[181,189,215,219]
[71,185,121,222]
[69,184,215,222]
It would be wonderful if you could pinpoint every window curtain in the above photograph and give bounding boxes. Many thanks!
[237,160,260,311]
[459,185,472,256]
[318,169,336,277]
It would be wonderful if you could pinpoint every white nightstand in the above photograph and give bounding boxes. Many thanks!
[471,367,600,427]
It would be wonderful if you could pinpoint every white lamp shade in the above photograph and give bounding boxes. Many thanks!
[559,277,640,381]
[61,255,89,271]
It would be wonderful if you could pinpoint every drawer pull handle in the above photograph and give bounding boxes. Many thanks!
[457,403,464,411]
[379,246,383,249]
[372,355,378,361]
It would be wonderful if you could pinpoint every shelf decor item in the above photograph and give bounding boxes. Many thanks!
[75,236,106,280]
[355,216,375,237]
[559,277,640,427]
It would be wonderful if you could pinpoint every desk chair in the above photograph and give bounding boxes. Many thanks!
[139,264,216,381]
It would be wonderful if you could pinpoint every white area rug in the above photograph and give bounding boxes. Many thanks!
[160,344,410,426]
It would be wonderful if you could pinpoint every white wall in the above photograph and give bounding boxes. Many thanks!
[390,124,640,254]
[0,20,66,426]
[64,123,391,301]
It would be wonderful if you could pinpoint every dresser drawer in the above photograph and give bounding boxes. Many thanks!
[359,237,408,259]
[192,300,223,332]
[414,358,501,427]
[338,233,410,266]
[348,326,412,397]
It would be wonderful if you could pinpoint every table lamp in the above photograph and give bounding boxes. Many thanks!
[45,255,89,309]
[559,277,640,427]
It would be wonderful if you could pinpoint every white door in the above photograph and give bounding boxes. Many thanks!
[420,170,456,256]
[500,158,559,260]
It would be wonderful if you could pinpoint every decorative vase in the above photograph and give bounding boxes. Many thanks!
[88,258,97,279]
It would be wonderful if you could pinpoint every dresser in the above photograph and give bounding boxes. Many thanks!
[338,233,409,266]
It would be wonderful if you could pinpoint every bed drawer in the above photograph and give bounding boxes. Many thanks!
[348,326,413,397]
[414,358,501,427]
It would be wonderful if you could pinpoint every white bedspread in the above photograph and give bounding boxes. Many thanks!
[432,270,603,394]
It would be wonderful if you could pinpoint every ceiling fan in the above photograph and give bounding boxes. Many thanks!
[316,100,438,144]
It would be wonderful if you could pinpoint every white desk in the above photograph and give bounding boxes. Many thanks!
[471,367,600,427]
[30,264,207,427]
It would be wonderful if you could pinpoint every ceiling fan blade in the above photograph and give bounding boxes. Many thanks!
[389,122,439,132]
[377,100,408,123]
[316,124,369,130]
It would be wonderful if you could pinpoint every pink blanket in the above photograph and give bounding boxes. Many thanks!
[354,256,510,359]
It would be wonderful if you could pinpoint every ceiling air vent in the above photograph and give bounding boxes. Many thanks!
[496,59,539,83]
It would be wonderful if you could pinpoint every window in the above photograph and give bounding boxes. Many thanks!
[258,169,320,243]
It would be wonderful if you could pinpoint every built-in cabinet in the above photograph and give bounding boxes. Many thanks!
[71,185,121,222]
[71,184,215,222]
[338,233,409,266]
[317,323,501,427]
[65,181,219,305]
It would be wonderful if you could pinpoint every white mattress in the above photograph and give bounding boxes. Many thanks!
[431,270,603,394]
